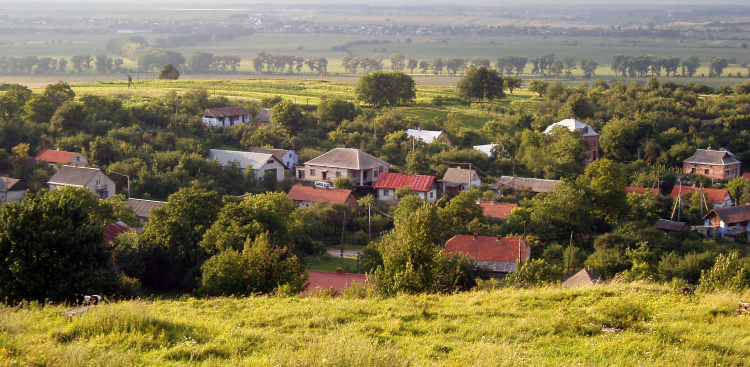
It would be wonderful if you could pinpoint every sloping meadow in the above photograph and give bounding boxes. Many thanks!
[1,283,750,366]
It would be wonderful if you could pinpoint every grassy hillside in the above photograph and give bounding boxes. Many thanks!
[2,283,750,366]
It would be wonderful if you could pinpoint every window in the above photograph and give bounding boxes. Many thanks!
[310,169,315,176]
[336,171,341,178]
[429,191,434,199]
[383,189,390,197]
[363,171,368,179]
[705,169,709,175]
[691,168,696,174]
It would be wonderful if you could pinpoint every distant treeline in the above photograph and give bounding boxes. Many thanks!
[250,52,328,75]
[0,54,126,75]
[153,28,254,48]
[331,39,393,54]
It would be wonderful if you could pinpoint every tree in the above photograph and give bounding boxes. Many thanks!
[504,76,522,93]
[189,51,214,73]
[682,56,700,77]
[709,57,728,77]
[527,80,549,97]
[355,71,416,108]
[317,97,357,123]
[271,99,306,134]
[580,58,599,78]
[199,232,305,296]
[456,66,505,104]
[563,55,577,77]
[50,100,88,134]
[333,177,354,189]
[407,58,418,75]
[0,187,118,304]
[158,63,180,80]
[391,53,406,72]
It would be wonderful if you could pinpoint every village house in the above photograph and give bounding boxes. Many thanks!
[128,198,166,224]
[35,149,88,169]
[491,176,560,196]
[441,167,481,193]
[562,267,600,288]
[208,149,286,182]
[406,128,451,146]
[202,106,251,127]
[477,200,518,220]
[253,108,272,127]
[444,234,531,278]
[296,148,389,186]
[670,184,732,208]
[683,148,741,181]
[286,185,357,209]
[47,165,116,199]
[248,147,298,170]
[544,118,600,166]
[473,143,498,158]
[373,172,439,203]
[0,176,27,203]
[104,221,132,244]
[654,219,690,234]
[702,205,750,241]
[302,269,367,296]
[625,187,661,195]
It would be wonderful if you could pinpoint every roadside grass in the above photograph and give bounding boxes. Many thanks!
[2,283,750,366]
[304,252,360,273]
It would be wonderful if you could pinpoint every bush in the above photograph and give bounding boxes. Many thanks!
[503,259,561,287]
[699,251,750,292]
[117,273,143,299]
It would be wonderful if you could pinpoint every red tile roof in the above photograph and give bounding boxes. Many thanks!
[625,187,660,195]
[477,201,518,219]
[444,235,529,263]
[742,172,750,181]
[35,149,79,164]
[670,185,730,205]
[303,270,367,296]
[104,221,131,244]
[287,185,355,206]
[373,172,436,192]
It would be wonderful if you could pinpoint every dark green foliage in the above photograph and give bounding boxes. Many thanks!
[355,71,416,108]
[159,63,180,80]
[317,97,358,123]
[504,259,561,287]
[456,66,505,103]
[0,187,117,304]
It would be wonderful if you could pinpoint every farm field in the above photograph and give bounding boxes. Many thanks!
[1,283,749,366]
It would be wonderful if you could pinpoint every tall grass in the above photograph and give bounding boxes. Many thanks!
[2,283,750,366]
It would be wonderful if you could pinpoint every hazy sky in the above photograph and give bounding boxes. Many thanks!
[0,0,748,5]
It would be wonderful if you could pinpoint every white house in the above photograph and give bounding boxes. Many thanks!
[0,176,27,203]
[202,107,251,127]
[296,148,389,186]
[47,166,116,199]
[208,149,286,182]
[248,147,298,170]
[406,128,451,146]
[373,172,439,203]
[473,143,498,158]
[703,205,750,241]
[441,167,481,193]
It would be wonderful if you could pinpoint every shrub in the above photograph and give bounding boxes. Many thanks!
[503,259,561,287]
[699,251,750,292]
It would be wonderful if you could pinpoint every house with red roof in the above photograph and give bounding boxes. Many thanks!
[683,148,741,181]
[104,221,131,244]
[302,268,367,296]
[373,172,439,203]
[625,187,661,196]
[670,184,732,208]
[287,185,357,209]
[444,234,531,278]
[477,200,518,220]
[35,149,88,169]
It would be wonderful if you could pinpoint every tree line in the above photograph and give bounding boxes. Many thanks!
[251,52,328,75]
[0,54,128,75]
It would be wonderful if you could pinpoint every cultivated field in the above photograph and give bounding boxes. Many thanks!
[2,283,749,366]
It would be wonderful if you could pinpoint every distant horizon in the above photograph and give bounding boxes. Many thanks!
[0,0,748,6]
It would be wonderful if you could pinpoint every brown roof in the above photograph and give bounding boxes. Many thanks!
[304,148,389,170]
[478,201,518,219]
[128,198,166,220]
[0,177,26,192]
[704,205,750,225]
[203,106,249,119]
[302,269,367,296]
[248,147,289,163]
[254,108,272,122]
[445,235,529,263]
[670,185,730,206]
[626,187,660,195]
[655,219,689,232]
[683,149,741,166]
[374,172,436,192]
[491,176,559,193]
[562,268,599,288]
[442,168,478,186]
[35,149,80,164]
[47,165,103,187]
[104,221,131,244]
[287,185,355,207]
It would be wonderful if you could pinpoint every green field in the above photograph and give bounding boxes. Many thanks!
[2,283,749,366]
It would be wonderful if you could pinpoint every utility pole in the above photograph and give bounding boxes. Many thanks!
[567,231,573,276]
[109,171,130,198]
[340,211,346,266]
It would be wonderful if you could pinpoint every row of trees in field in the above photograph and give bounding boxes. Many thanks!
[0,55,127,75]
[250,52,328,75]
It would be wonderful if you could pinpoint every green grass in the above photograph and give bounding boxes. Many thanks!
[305,253,360,273]
[2,283,750,366]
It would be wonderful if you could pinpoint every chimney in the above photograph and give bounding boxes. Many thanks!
[336,268,343,275]
[491,200,495,205]
[473,233,479,240]
[496,235,502,244]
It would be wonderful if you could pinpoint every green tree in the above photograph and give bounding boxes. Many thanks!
[0,83,32,122]
[50,100,88,134]
[189,51,214,73]
[456,66,505,104]
[317,97,357,123]
[199,232,305,296]
[682,55,700,77]
[580,58,599,78]
[390,53,406,72]
[580,158,627,225]
[527,80,549,97]
[504,259,561,287]
[699,251,749,292]
[355,71,416,108]
[504,76,522,93]
[158,63,180,80]
[271,99,306,134]
[708,57,729,77]
[333,177,354,189]
[0,187,118,304]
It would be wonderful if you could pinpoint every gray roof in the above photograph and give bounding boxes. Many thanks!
[491,176,560,193]
[544,118,599,137]
[442,168,478,185]
[0,177,25,192]
[683,149,741,166]
[208,149,279,169]
[562,268,599,288]
[305,148,389,170]
[128,198,166,219]
[203,106,249,119]
[255,108,272,122]
[248,147,290,163]
[474,260,517,273]
[655,219,689,232]
[406,129,445,144]
[47,165,103,187]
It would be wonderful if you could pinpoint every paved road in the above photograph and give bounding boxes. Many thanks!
[327,249,361,258]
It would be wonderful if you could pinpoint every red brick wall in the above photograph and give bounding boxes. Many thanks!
[683,162,741,181]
